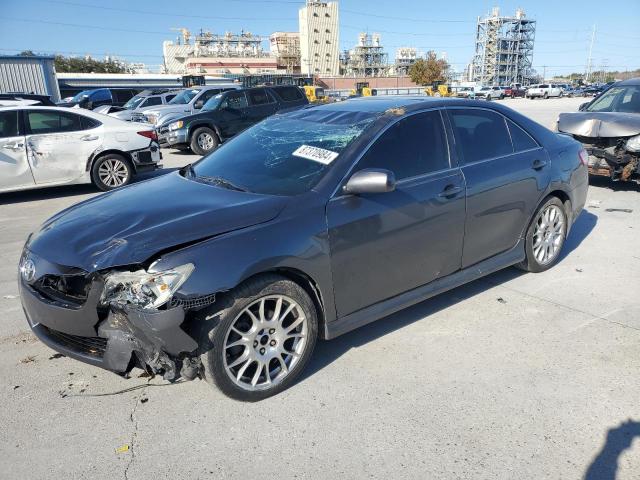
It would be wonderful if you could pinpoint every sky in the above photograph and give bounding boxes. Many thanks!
[0,0,638,77]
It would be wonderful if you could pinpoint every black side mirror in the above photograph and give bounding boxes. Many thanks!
[343,169,396,195]
[579,102,589,111]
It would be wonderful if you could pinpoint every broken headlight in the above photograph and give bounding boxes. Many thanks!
[167,120,184,131]
[100,263,194,309]
[625,134,640,153]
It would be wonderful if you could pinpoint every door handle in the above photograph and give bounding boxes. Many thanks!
[438,184,464,198]
[80,135,99,141]
[532,159,548,170]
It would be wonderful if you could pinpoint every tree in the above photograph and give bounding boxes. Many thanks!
[54,55,129,73]
[408,51,450,85]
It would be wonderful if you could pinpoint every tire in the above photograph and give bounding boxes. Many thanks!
[91,154,133,191]
[544,92,549,99]
[516,196,568,273]
[500,94,505,100]
[190,127,219,156]
[200,274,318,401]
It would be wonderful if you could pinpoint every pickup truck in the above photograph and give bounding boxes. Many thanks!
[526,84,563,99]
[505,84,526,98]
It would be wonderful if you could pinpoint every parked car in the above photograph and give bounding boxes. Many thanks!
[580,85,605,97]
[505,84,526,98]
[93,89,181,121]
[557,77,640,183]
[475,86,505,100]
[157,85,309,155]
[454,87,476,99]
[20,97,588,401]
[0,106,160,193]
[526,84,563,99]
[137,84,239,126]
[56,88,140,110]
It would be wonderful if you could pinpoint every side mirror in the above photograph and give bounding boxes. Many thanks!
[579,102,589,111]
[343,169,396,195]
[81,99,93,109]
[194,99,204,109]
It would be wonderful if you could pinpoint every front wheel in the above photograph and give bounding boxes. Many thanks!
[200,275,318,401]
[91,154,133,191]
[517,197,567,273]
[190,127,219,156]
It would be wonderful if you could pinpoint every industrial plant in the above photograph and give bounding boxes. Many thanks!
[471,7,537,86]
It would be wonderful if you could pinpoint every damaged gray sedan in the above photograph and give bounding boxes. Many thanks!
[558,77,640,183]
[20,97,587,401]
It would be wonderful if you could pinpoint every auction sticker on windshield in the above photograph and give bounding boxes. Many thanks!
[292,145,339,165]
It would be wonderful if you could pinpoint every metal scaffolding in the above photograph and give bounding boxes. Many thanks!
[341,33,389,77]
[472,8,536,86]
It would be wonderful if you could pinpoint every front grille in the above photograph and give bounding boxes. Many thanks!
[43,326,107,357]
[170,293,216,310]
[33,274,91,307]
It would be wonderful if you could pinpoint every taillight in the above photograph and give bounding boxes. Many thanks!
[578,148,588,166]
[137,130,158,141]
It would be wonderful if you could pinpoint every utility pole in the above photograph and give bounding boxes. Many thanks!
[586,24,596,82]
[542,65,547,81]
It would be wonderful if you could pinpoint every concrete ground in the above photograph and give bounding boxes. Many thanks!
[1,97,639,479]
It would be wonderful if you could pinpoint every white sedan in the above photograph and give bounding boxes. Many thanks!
[0,106,161,193]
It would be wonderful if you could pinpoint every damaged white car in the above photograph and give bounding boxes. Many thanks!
[558,77,640,183]
[0,106,161,193]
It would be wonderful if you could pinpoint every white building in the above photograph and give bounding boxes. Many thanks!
[299,1,339,76]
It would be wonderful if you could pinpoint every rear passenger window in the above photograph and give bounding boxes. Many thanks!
[449,109,512,163]
[274,87,304,102]
[165,94,176,103]
[506,119,538,152]
[357,111,449,180]
[222,91,248,109]
[248,89,273,105]
[79,115,101,130]
[0,111,19,138]
[26,111,83,134]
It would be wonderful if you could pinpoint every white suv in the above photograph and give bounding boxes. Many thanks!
[526,84,562,99]
[475,86,505,100]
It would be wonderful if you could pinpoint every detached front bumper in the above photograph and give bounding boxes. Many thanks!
[20,272,199,379]
[157,127,188,147]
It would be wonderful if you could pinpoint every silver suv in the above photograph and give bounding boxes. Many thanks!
[138,84,239,126]
[97,89,181,122]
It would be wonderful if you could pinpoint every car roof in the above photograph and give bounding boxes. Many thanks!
[309,96,516,114]
[617,77,640,86]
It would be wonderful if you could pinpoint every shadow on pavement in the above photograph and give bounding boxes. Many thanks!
[584,419,640,480]
[304,207,597,382]
[589,176,640,192]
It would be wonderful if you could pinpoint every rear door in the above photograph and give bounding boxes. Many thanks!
[446,107,550,267]
[0,109,33,191]
[246,88,278,124]
[25,109,103,185]
[327,110,466,317]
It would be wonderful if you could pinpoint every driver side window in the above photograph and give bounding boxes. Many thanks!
[221,91,248,109]
[356,111,450,180]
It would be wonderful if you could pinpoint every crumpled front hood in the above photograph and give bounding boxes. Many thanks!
[558,112,640,138]
[27,172,287,272]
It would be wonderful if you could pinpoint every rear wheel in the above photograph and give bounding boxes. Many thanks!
[190,127,219,156]
[517,197,567,273]
[200,275,318,401]
[91,154,133,191]
[544,92,549,99]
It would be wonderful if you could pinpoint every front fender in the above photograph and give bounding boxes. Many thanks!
[149,199,337,324]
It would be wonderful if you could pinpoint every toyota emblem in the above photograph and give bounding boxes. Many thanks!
[20,256,36,283]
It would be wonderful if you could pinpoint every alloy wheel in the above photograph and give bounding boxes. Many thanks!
[197,132,215,151]
[98,158,129,187]
[532,205,565,265]
[223,295,309,391]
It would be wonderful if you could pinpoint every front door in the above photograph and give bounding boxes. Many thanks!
[327,110,466,317]
[0,110,33,191]
[24,110,102,185]
[446,108,551,267]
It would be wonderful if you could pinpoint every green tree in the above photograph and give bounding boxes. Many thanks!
[408,51,450,85]
[54,55,129,73]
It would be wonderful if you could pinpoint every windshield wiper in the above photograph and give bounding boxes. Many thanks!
[197,175,249,192]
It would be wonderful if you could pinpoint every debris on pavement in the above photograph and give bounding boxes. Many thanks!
[3,294,18,299]
[19,355,36,364]
[604,208,633,213]
[49,353,64,360]
[115,444,130,454]
[497,297,507,304]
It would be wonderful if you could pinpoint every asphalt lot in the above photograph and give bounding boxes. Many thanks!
[1,97,639,479]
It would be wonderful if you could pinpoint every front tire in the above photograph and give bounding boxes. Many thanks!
[517,197,567,273]
[190,127,219,156]
[200,275,318,401]
[91,154,133,191]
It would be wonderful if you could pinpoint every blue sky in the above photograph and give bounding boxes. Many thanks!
[0,0,638,76]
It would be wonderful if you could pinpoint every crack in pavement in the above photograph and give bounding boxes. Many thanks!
[124,386,147,480]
